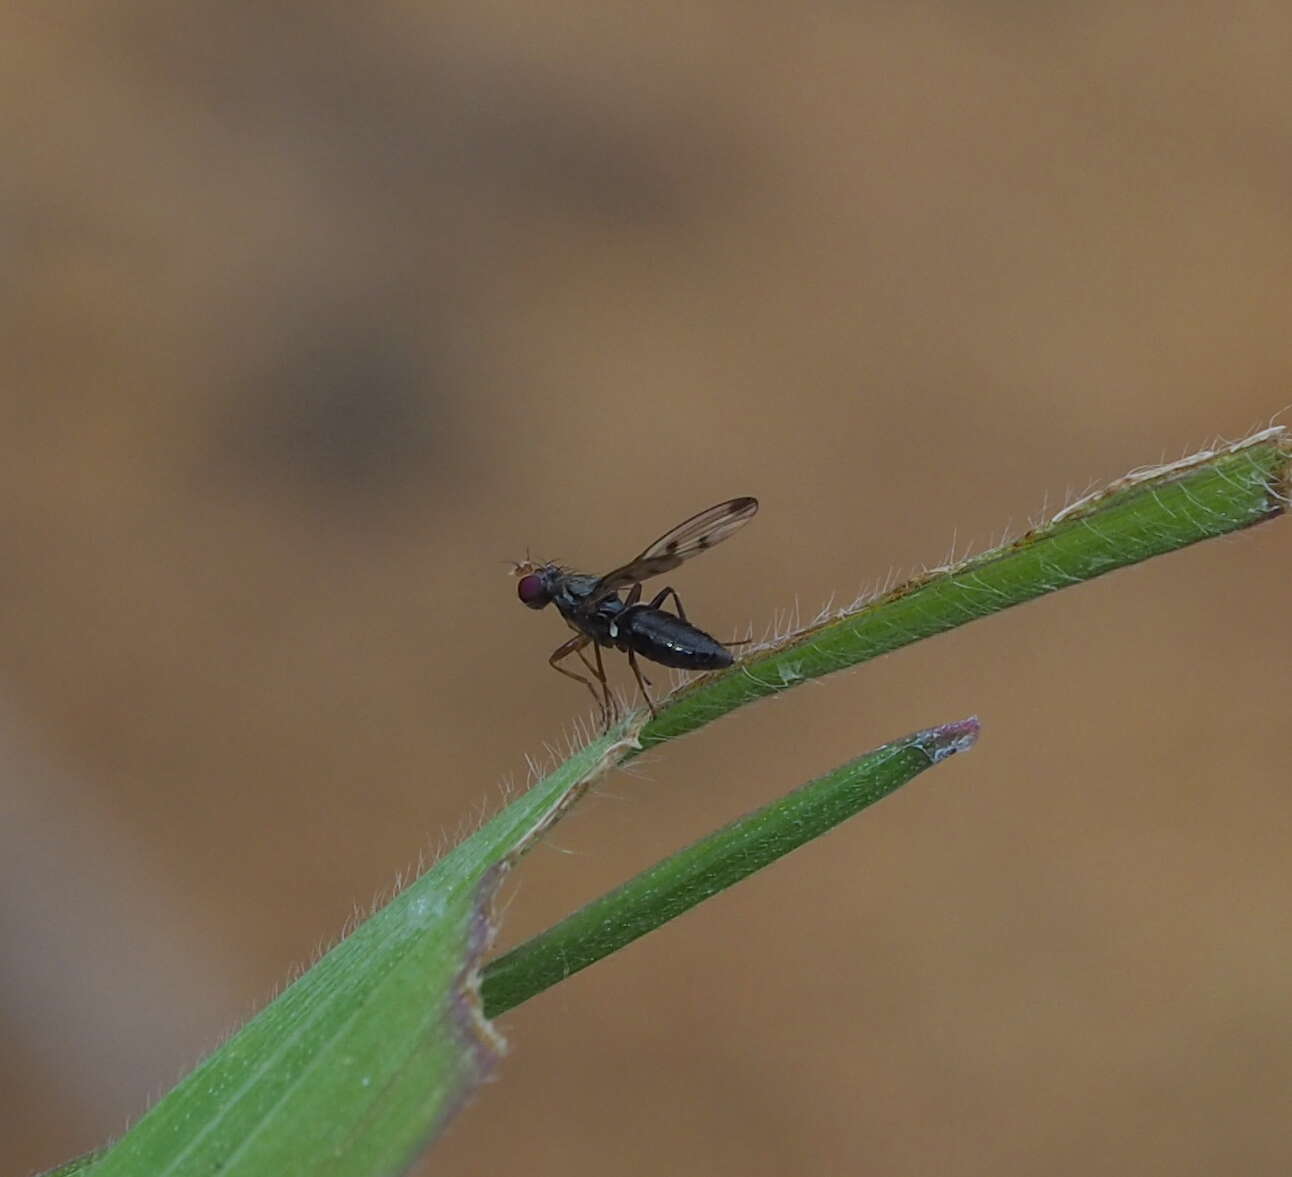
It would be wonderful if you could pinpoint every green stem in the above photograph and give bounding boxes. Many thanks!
[481,717,979,1016]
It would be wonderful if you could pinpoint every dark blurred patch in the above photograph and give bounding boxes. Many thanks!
[105,3,743,233]
[440,72,731,229]
[219,304,462,511]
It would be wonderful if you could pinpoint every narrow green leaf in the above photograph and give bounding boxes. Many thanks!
[482,716,979,1016]
[640,428,1288,745]
[87,726,643,1177]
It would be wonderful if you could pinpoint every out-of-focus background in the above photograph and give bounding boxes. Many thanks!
[3,4,1290,1175]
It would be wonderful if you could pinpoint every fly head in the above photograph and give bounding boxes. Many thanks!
[514,562,560,610]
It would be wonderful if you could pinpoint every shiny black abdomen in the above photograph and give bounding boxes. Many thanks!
[614,606,733,670]
[553,585,732,670]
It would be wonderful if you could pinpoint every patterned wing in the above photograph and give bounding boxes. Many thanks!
[580,496,758,612]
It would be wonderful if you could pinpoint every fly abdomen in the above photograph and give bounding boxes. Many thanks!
[617,606,733,670]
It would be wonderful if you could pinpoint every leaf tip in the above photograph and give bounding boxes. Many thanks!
[915,715,980,763]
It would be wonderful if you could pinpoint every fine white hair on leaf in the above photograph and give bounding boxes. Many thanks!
[714,427,1287,680]
[538,839,579,856]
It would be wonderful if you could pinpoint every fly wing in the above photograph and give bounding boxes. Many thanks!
[580,496,758,612]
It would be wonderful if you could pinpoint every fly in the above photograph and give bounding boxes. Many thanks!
[515,496,759,728]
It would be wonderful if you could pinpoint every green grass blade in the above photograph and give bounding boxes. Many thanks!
[641,428,1288,745]
[482,716,979,1016]
[86,726,642,1177]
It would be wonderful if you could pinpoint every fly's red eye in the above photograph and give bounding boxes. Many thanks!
[517,573,550,608]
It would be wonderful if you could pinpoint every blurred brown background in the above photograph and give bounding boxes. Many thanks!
[3,3,1290,1175]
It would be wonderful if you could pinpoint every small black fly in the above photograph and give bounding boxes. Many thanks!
[515,497,758,728]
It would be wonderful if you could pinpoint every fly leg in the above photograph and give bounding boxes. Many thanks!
[619,583,663,715]
[626,647,657,718]
[574,643,599,678]
[647,585,686,619]
[592,640,619,728]
[617,583,654,691]
[549,634,609,729]
[572,639,620,729]
[649,583,751,650]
